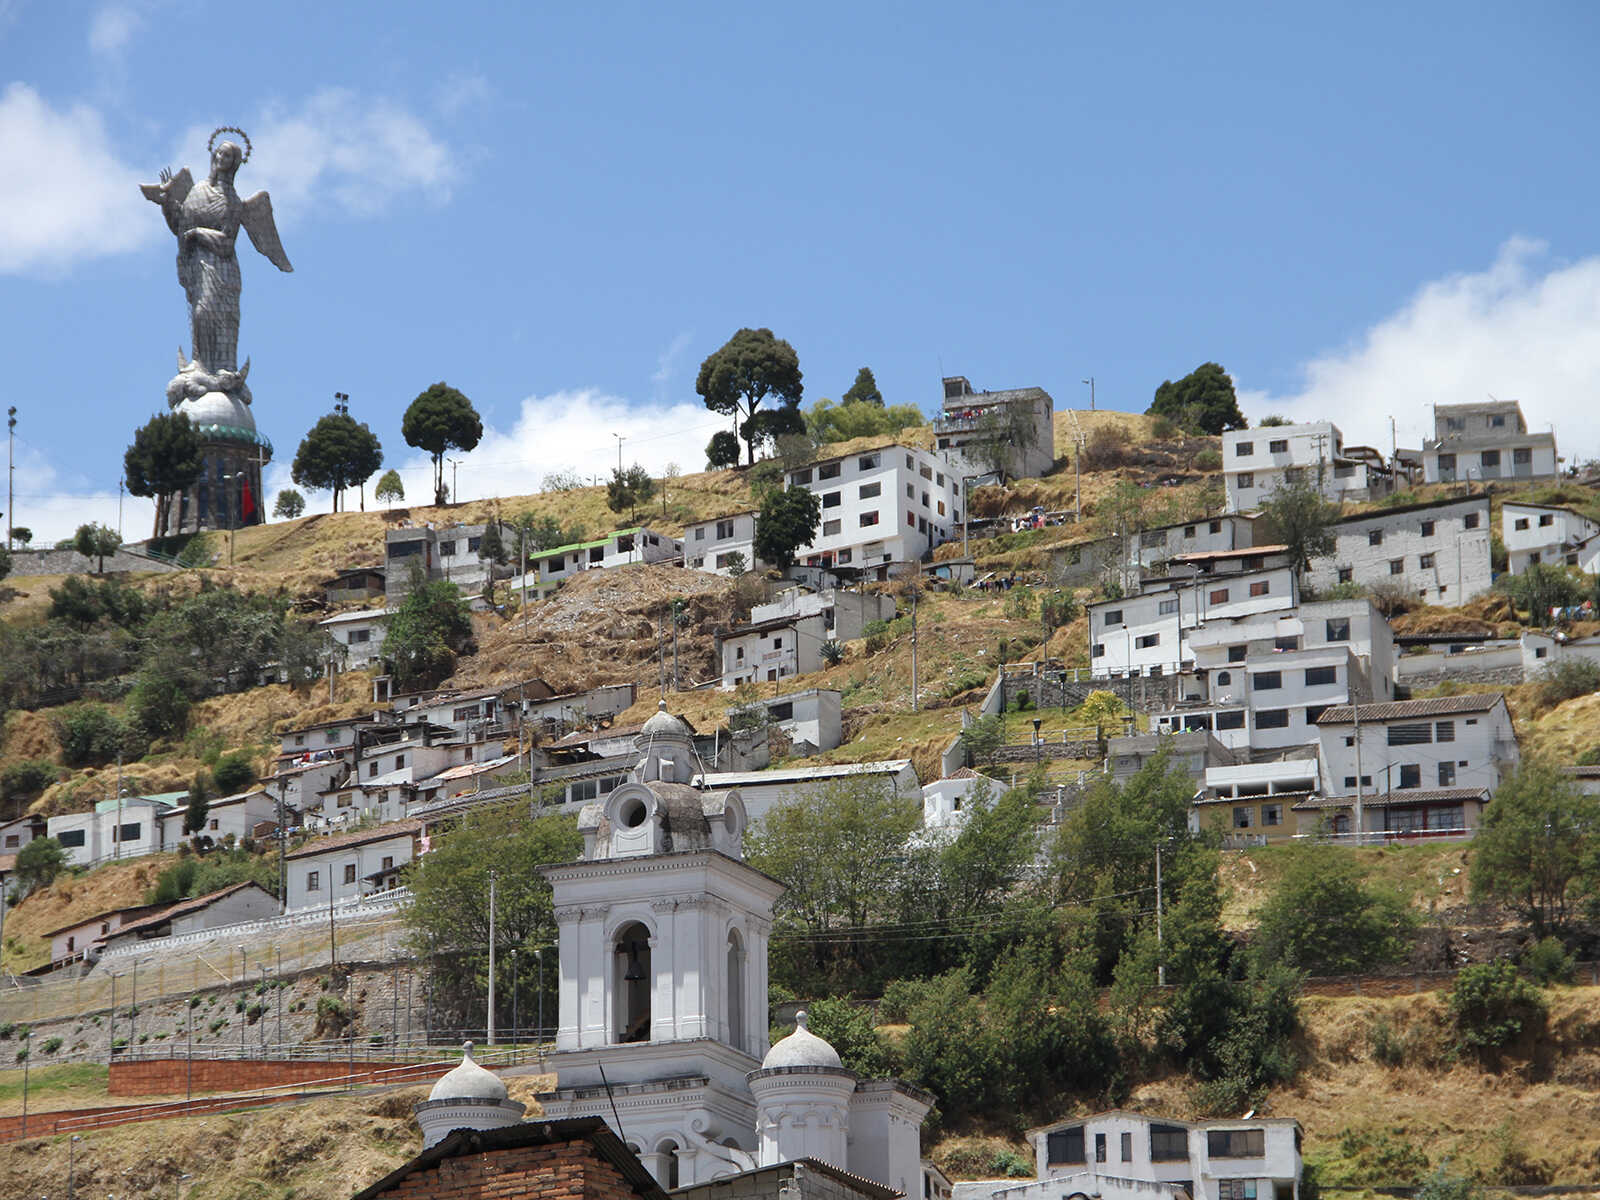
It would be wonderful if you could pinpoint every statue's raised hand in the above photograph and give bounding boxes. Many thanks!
[159,167,173,187]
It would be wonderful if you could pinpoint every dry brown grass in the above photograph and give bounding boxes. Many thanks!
[1,855,179,972]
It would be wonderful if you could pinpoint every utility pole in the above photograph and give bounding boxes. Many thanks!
[1352,702,1364,846]
[448,458,460,506]
[487,870,497,1046]
[114,752,123,859]
[6,406,15,551]
[613,432,625,480]
[1082,377,1095,411]
[1074,434,1085,522]
[276,778,288,914]
[1154,839,1166,987]
[118,477,125,541]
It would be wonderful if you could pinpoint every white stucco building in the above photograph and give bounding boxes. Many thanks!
[1222,421,1394,513]
[694,760,921,828]
[1303,495,1492,607]
[1123,514,1259,575]
[922,768,1011,832]
[751,585,897,643]
[1501,502,1600,574]
[319,607,394,669]
[729,688,844,755]
[685,511,761,575]
[1421,401,1558,484]
[932,375,1056,481]
[717,612,826,689]
[505,528,684,601]
[283,819,420,911]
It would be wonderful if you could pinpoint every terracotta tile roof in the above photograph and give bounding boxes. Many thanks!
[285,819,422,861]
[1169,544,1289,561]
[41,902,171,939]
[106,882,272,938]
[1292,787,1490,810]
[1315,694,1506,724]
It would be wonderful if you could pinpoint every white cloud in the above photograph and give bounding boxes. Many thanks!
[174,88,457,224]
[1238,238,1600,464]
[88,3,142,57]
[435,73,490,118]
[0,83,152,274]
[7,443,129,546]
[651,331,694,401]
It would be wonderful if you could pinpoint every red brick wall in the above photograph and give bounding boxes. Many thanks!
[0,1092,293,1143]
[372,1139,643,1200]
[109,1056,446,1096]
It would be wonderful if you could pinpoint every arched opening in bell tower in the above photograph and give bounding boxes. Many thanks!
[613,921,652,1043]
[726,927,746,1052]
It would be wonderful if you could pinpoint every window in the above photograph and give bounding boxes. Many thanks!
[2,836,14,848]
[1390,559,1405,575]
[1237,472,1254,489]
[337,792,354,808]
[1388,723,1432,745]
[1102,609,1124,626]
[837,549,852,564]
[1159,598,1179,615]
[822,491,841,508]
[1235,441,1254,457]
[1368,529,1384,546]
[859,511,880,527]
[1306,665,1337,686]
[118,822,140,842]
[1482,449,1501,468]
[1324,617,1351,642]
[715,551,740,569]
[1141,531,1167,549]
[1233,806,1253,829]
[1438,762,1457,786]
[859,482,881,499]
[348,628,371,645]
[1515,447,1534,465]
[368,761,379,778]
[693,526,705,541]
[1419,553,1435,569]
[1421,520,1435,536]
[1464,512,1480,529]
[1150,1124,1188,1162]
[716,519,735,540]
[209,818,219,831]
[1047,1127,1086,1165]
[1218,1183,1258,1200]
[58,828,86,848]
[1491,414,1506,428]
[791,468,813,485]
[818,461,840,480]
[381,856,394,871]
[438,540,456,557]
[1137,634,1161,649]
[1095,1133,1107,1163]
[1337,567,1353,584]
[937,500,946,515]
[1274,636,1300,651]
[1539,513,1554,527]
[1304,703,1329,724]
[857,453,880,470]
[1435,721,1455,742]
[1269,438,1288,454]
[1092,643,1105,658]
[1228,644,1247,663]
[1263,803,1282,826]
[343,864,357,885]
[1211,588,1231,604]
[1209,520,1222,534]
[1183,524,1196,537]
[772,636,783,648]
[1208,1129,1266,1158]
[1217,711,1246,730]
[905,483,914,499]
[1255,709,1289,729]
[1514,517,1530,531]
[1248,580,1270,597]
[1398,764,1422,789]
[307,871,321,892]
[823,519,841,536]
[1254,671,1283,690]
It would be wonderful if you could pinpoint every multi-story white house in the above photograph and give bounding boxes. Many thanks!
[318,607,394,669]
[684,510,760,575]
[932,375,1056,481]
[506,528,683,601]
[1088,566,1299,678]
[49,796,179,866]
[717,612,826,689]
[965,1111,1304,1200]
[749,584,897,642]
[1305,693,1518,838]
[1151,599,1395,753]
[1123,514,1259,575]
[1222,421,1395,513]
[784,445,964,579]
[283,819,421,911]
[1421,400,1558,484]
[1501,501,1600,574]
[1193,758,1322,846]
[728,688,843,754]
[1305,495,1492,607]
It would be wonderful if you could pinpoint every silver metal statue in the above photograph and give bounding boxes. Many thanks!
[141,126,292,407]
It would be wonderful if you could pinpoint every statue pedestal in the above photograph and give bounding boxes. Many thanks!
[159,391,273,537]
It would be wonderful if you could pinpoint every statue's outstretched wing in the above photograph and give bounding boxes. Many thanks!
[140,167,193,207]
[240,190,293,272]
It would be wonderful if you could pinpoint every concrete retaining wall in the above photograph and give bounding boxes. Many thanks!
[8,547,180,577]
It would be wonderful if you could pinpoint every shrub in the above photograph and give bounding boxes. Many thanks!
[1082,425,1134,470]
[40,1036,62,1055]
[1367,581,1417,617]
[211,750,257,794]
[1533,658,1600,710]
[174,532,216,568]
[878,978,926,1024]
[820,639,844,667]
[51,703,135,767]
[1521,936,1576,985]
[800,998,899,1077]
[1368,1017,1406,1067]
[1150,416,1179,440]
[1040,591,1080,631]
[1449,960,1546,1050]
[1194,448,1222,471]
[1258,414,1289,427]
[989,1150,1032,1178]
[0,760,57,801]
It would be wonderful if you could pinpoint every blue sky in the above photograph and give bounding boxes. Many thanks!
[2,2,1598,540]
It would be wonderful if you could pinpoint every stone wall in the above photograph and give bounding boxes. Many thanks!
[1396,664,1525,690]
[991,740,1102,764]
[1000,670,1178,713]
[7,546,180,577]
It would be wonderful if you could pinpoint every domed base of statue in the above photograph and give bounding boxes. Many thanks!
[158,387,274,538]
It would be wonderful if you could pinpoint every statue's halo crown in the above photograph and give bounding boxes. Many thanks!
[208,126,252,163]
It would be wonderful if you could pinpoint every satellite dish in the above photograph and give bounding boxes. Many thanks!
[1242,1109,1255,1120]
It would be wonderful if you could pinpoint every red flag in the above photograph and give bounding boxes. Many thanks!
[240,476,256,520]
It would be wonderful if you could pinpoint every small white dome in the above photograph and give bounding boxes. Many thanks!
[641,699,691,738]
[428,1042,508,1102]
[761,1011,844,1070]
[176,389,256,432]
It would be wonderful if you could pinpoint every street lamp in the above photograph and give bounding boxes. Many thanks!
[69,1134,82,1200]
[510,948,519,1049]
[175,1172,192,1199]
[220,470,242,567]
[1082,377,1095,411]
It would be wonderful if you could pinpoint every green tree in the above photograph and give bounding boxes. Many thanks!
[123,412,204,537]
[1252,846,1414,974]
[212,751,257,795]
[14,837,66,896]
[1495,562,1587,621]
[605,464,657,525]
[1471,761,1600,937]
[0,760,56,804]
[1258,480,1340,582]
[478,520,508,566]
[147,587,286,696]
[798,998,900,1076]
[290,413,383,512]
[706,430,742,469]
[272,488,306,520]
[52,703,130,766]
[696,328,805,466]
[374,469,405,508]
[0,544,10,585]
[383,563,475,689]
[958,713,1004,766]
[753,485,821,573]
[402,802,582,1037]
[1148,362,1247,435]
[748,777,921,983]
[402,382,483,506]
[183,772,210,836]
[126,660,192,739]
[73,523,121,574]
[1449,959,1546,1051]
[843,366,884,407]
[10,527,30,547]
[805,399,926,443]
